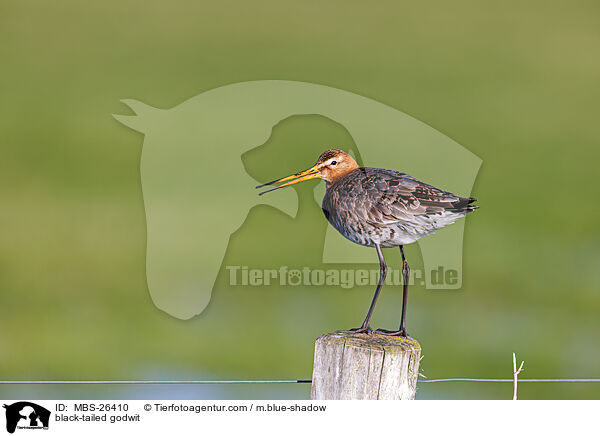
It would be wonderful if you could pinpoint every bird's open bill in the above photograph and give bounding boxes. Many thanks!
[256,165,320,196]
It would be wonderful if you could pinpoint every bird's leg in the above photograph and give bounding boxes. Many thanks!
[398,245,410,335]
[376,245,410,337]
[336,244,387,335]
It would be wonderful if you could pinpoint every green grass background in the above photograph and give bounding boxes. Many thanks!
[1,0,599,399]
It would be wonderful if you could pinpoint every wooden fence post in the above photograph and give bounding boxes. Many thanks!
[310,332,421,400]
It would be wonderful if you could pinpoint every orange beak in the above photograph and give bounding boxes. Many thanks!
[256,165,321,196]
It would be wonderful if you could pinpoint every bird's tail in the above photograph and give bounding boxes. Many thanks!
[451,197,478,213]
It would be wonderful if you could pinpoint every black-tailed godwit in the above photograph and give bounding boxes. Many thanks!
[257,149,477,336]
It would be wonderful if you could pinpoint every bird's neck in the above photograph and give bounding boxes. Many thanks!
[327,166,358,185]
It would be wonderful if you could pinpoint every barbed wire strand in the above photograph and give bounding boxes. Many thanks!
[1,378,600,385]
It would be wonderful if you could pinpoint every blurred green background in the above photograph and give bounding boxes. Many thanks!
[1,0,599,400]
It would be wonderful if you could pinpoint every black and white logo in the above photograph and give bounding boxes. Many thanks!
[3,402,50,433]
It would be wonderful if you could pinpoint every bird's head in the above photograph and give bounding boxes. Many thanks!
[257,149,359,195]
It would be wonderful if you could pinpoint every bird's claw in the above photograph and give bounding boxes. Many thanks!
[375,328,408,337]
[336,326,372,335]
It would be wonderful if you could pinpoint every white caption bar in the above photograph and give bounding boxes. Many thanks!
[1,400,596,435]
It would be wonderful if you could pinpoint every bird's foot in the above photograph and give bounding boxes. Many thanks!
[335,326,372,335]
[375,328,408,337]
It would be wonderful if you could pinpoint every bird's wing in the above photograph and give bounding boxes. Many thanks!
[357,169,474,226]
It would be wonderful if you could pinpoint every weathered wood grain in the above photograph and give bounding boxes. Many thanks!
[310,332,421,400]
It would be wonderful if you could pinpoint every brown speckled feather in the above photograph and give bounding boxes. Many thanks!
[322,167,477,248]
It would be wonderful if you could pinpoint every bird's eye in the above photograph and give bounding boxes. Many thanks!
[330,160,337,166]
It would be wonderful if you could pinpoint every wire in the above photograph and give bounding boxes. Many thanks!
[0,380,312,384]
[1,378,599,384]
[417,378,600,383]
